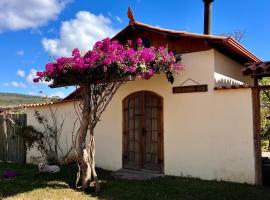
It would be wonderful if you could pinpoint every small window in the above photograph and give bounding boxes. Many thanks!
[141,37,151,48]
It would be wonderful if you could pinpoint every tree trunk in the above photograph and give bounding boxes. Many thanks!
[76,84,92,190]
[89,129,100,192]
[75,84,101,192]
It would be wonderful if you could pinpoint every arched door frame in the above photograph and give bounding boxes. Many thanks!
[122,90,164,173]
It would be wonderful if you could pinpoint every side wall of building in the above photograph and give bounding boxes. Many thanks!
[26,50,256,184]
[214,50,254,86]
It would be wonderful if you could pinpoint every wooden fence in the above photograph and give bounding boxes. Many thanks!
[0,113,26,163]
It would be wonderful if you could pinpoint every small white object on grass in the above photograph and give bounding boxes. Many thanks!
[38,163,60,173]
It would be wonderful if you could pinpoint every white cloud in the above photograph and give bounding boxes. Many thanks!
[2,68,53,89]
[116,16,123,23]
[17,50,24,56]
[49,91,65,98]
[42,11,118,57]
[0,0,69,32]
[26,69,37,84]
[17,69,25,77]
[4,81,27,88]
[11,82,27,88]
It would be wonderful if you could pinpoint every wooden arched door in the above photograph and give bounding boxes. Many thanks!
[123,91,164,173]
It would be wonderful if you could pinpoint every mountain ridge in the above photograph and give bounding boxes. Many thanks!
[0,92,57,106]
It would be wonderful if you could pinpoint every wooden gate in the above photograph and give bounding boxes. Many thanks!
[0,113,26,163]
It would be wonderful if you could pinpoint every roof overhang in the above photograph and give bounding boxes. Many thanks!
[113,21,261,64]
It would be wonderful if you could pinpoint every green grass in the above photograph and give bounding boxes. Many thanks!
[1,162,270,200]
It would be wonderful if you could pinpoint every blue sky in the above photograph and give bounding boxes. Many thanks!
[0,0,269,98]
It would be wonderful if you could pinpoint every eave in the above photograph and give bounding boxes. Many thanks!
[113,21,261,64]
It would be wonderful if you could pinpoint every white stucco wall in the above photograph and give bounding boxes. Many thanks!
[26,101,80,164]
[214,50,254,86]
[26,50,256,184]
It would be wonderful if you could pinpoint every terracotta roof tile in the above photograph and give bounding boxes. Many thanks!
[243,61,270,76]
[214,85,252,90]
[18,99,76,108]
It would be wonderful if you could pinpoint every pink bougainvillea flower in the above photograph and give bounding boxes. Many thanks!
[137,38,143,45]
[138,47,155,63]
[45,63,55,76]
[72,48,81,58]
[128,66,136,73]
[36,71,44,77]
[147,68,154,77]
[34,37,183,84]
[33,77,41,83]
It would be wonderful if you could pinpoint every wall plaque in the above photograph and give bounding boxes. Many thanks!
[172,84,208,94]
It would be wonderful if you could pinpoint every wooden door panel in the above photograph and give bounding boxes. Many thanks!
[142,94,162,172]
[124,94,142,169]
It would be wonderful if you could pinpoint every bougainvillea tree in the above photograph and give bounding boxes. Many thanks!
[34,38,183,192]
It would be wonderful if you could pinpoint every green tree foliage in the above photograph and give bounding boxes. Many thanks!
[260,78,270,151]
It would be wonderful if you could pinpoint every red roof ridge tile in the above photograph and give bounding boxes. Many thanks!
[138,21,228,39]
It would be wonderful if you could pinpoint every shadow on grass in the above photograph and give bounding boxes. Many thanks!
[0,162,109,199]
[1,162,270,200]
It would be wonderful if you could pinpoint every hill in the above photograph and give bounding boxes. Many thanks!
[0,92,55,106]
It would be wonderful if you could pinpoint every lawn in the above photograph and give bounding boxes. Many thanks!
[1,162,270,200]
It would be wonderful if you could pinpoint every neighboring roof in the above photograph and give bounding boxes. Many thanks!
[63,87,82,101]
[113,21,261,64]
[243,61,270,77]
[17,99,76,108]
